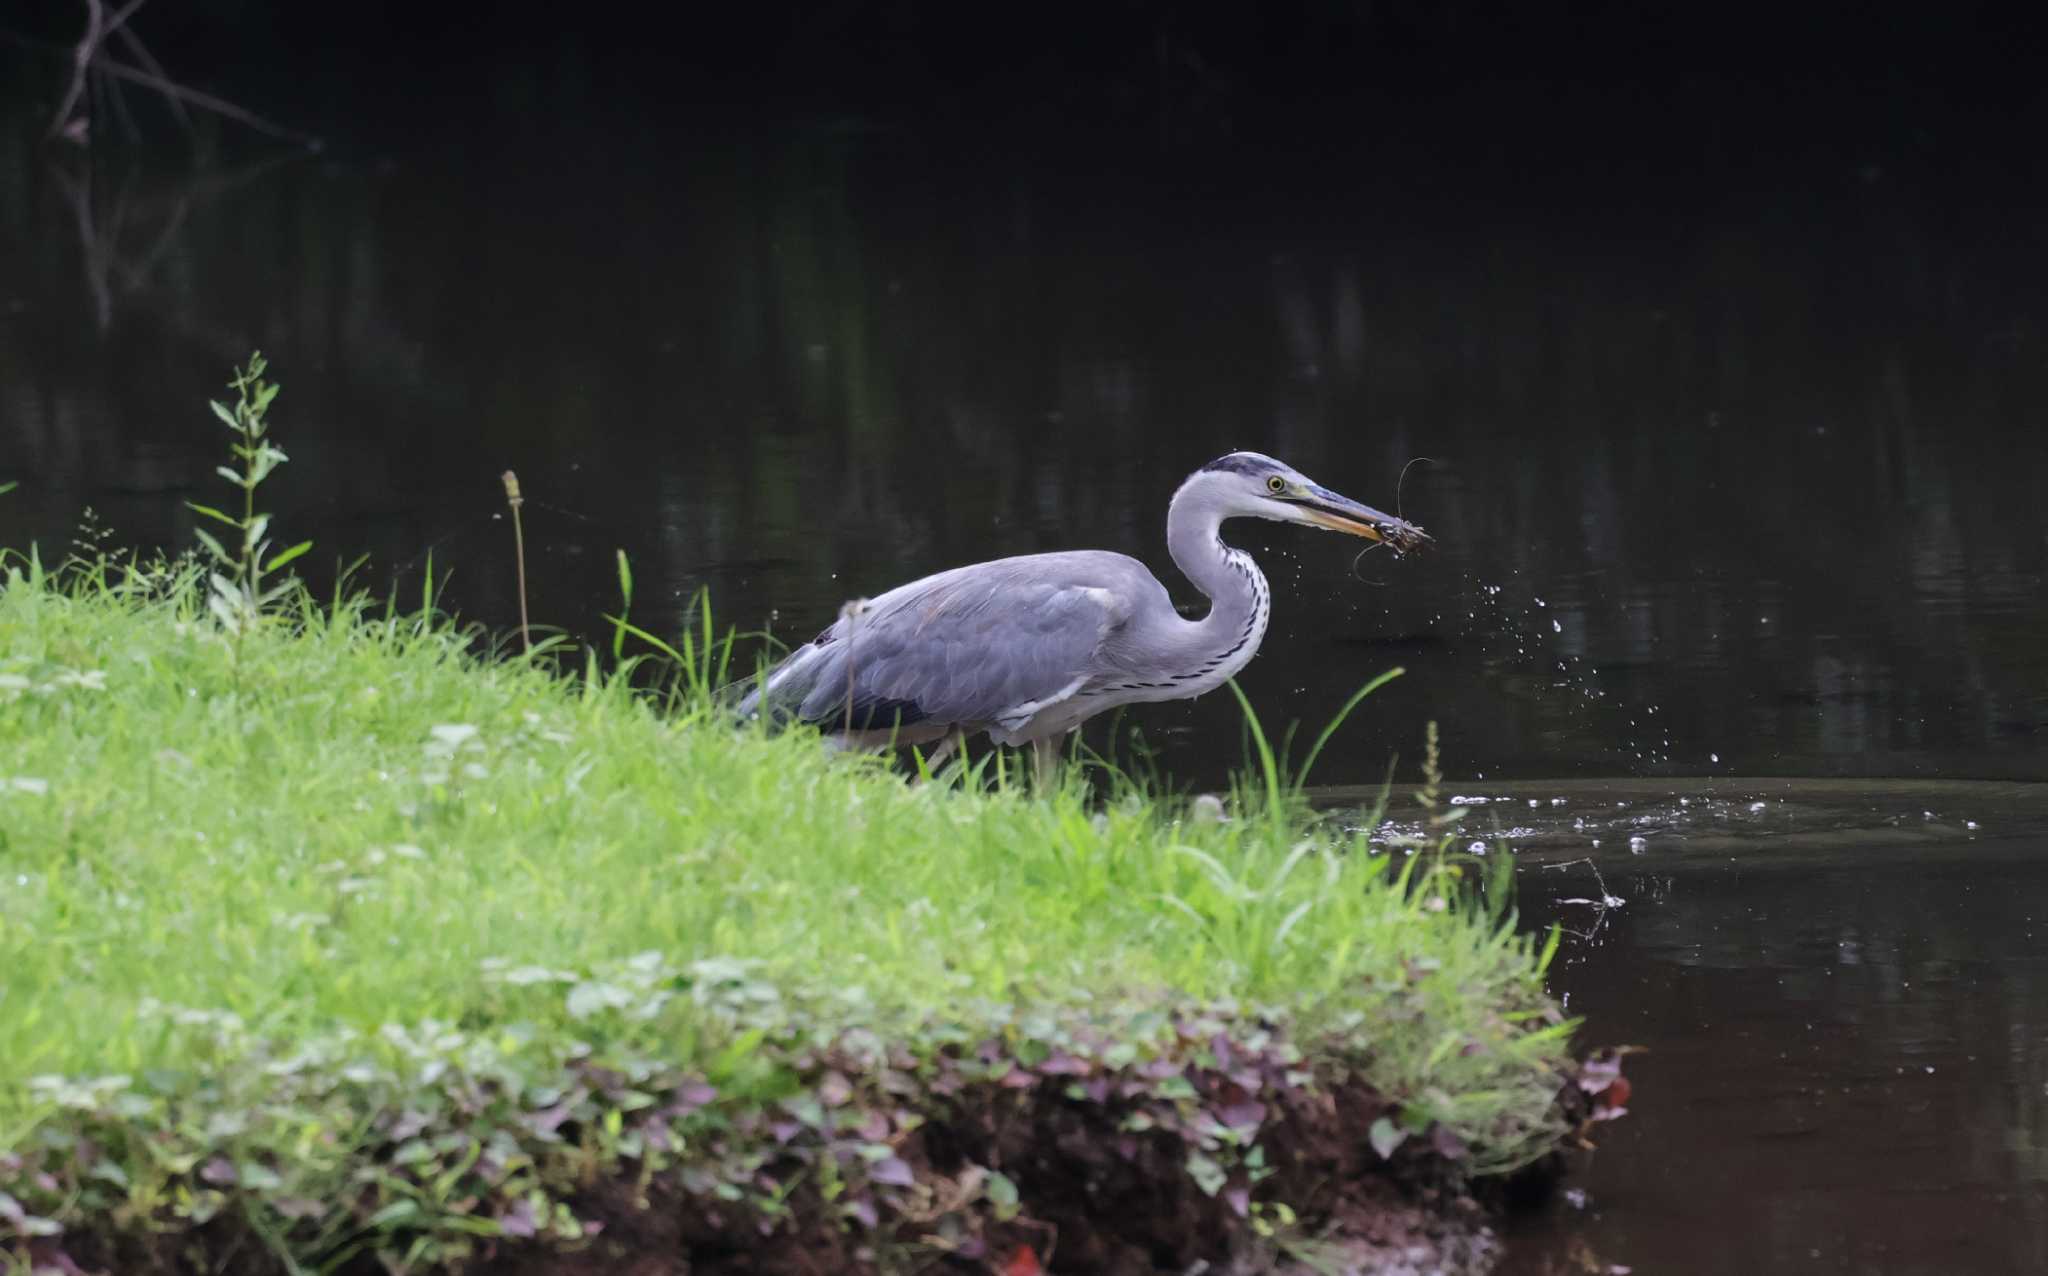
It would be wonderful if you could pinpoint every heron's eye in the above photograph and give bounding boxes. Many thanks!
[1266,475,1287,494]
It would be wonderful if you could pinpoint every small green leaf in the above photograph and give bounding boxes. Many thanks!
[0,480,17,495]
[215,465,246,487]
[1368,1116,1406,1160]
[186,502,239,528]
[207,593,243,630]
[192,528,230,564]
[367,1200,421,1229]
[210,400,239,429]
[984,1169,1019,1220]
[265,541,313,573]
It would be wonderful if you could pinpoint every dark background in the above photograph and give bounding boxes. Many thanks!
[4,0,2046,785]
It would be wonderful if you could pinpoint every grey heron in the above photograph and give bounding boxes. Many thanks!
[735,451,1431,783]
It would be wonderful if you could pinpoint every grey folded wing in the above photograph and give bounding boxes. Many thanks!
[744,557,1137,735]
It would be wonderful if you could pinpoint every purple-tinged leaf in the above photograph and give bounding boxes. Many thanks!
[1210,1035,1235,1071]
[677,1080,718,1109]
[1577,1053,1623,1094]
[1430,1123,1469,1160]
[818,1071,853,1108]
[1223,1185,1251,1218]
[845,1195,879,1229]
[30,1246,83,1274]
[495,1199,538,1238]
[525,1102,573,1138]
[1217,1100,1267,1134]
[868,1156,915,1187]
[1037,1052,1088,1076]
[198,1157,237,1186]
[769,1120,801,1144]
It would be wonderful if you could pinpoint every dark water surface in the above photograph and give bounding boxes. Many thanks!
[1421,779,2048,1276]
[5,50,2048,1273]
[6,82,2046,788]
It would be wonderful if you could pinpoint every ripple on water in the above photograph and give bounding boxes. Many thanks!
[1343,776,2048,1276]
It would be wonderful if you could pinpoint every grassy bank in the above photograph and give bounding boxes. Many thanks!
[0,535,1586,1270]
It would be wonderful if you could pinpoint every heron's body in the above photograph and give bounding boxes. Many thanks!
[735,452,1427,773]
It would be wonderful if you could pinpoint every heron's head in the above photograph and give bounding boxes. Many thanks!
[1195,451,1432,552]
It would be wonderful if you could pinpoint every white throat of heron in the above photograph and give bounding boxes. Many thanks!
[1160,476,1274,688]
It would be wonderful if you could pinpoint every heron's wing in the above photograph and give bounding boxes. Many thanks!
[759,554,1147,734]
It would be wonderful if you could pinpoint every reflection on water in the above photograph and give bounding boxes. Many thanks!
[1430,779,2048,1276]
[4,74,2045,788]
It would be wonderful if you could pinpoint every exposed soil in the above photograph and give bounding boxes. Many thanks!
[18,1034,1619,1276]
[470,1068,1597,1276]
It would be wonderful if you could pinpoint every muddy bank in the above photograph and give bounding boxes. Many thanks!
[15,1022,1625,1276]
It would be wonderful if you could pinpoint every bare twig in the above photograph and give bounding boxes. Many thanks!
[501,471,530,656]
[43,0,317,147]
[80,54,319,145]
[48,0,109,141]
[112,19,190,132]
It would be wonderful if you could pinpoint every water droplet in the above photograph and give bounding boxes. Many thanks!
[1628,836,1647,853]
[1551,619,1562,633]
[1710,752,1720,763]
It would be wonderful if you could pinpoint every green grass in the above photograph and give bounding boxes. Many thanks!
[0,545,1573,1267]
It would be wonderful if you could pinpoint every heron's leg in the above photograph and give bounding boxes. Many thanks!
[911,733,961,784]
[1031,736,1059,792]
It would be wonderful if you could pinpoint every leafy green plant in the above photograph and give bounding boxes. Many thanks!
[186,353,311,650]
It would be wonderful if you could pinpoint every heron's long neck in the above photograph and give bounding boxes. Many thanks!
[1163,487,1271,684]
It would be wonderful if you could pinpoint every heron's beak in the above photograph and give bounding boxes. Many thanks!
[1293,484,1433,553]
